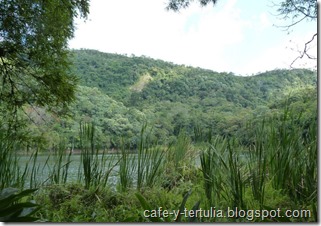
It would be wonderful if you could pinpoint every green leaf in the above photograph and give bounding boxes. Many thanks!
[188,200,201,222]
[135,193,164,222]
[0,188,39,222]
[175,189,192,222]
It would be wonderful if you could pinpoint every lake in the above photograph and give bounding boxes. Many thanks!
[18,153,129,189]
[18,151,204,189]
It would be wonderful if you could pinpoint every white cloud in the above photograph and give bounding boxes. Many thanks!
[259,12,271,30]
[238,31,317,75]
[69,0,249,70]
[69,0,316,75]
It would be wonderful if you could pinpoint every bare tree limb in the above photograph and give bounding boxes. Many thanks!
[290,33,317,68]
[275,15,308,31]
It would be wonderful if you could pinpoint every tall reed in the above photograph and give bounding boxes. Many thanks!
[200,136,228,208]
[78,122,96,189]
[78,122,118,189]
[267,106,294,191]
[136,124,165,190]
[266,106,317,203]
[27,149,42,189]
[200,135,246,210]
[0,128,25,189]
[300,117,317,204]
[247,119,267,207]
[169,130,191,170]
[97,150,120,189]
[48,140,72,185]
[224,139,246,209]
[245,101,318,211]
[119,139,136,192]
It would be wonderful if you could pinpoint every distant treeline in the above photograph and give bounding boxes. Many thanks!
[18,49,317,150]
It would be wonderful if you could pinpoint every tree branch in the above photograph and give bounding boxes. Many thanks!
[289,0,316,19]
[290,32,317,68]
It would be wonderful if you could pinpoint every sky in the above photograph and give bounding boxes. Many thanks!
[68,0,317,76]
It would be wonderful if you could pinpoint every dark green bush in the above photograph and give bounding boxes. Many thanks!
[0,187,40,222]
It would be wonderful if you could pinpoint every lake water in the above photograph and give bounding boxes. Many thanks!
[18,153,128,189]
[18,152,203,189]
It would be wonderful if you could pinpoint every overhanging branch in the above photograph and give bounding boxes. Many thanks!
[290,32,317,68]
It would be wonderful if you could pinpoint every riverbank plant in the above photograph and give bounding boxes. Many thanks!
[0,187,40,222]
[78,122,118,189]
[0,102,316,222]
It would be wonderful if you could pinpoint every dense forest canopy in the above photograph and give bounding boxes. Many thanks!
[17,49,317,150]
[0,0,89,133]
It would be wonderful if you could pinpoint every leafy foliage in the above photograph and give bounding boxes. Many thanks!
[68,50,316,147]
[278,0,317,21]
[166,0,218,11]
[0,187,40,222]
[26,98,316,222]
[13,49,317,150]
[0,0,89,126]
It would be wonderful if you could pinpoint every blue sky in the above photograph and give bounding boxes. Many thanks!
[68,0,317,76]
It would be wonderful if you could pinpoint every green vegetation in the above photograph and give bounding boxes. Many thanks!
[0,0,89,127]
[0,49,317,222]
[29,107,316,222]
[0,0,316,222]
[16,49,316,150]
[0,187,40,222]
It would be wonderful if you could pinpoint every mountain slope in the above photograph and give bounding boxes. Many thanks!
[24,49,316,149]
[64,49,317,147]
[72,49,316,107]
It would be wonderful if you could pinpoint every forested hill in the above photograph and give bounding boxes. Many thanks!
[58,49,316,148]
[27,49,317,149]
[72,49,316,107]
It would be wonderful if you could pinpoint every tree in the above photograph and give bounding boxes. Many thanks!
[166,0,317,20]
[0,0,90,122]
[166,0,218,11]
[276,0,317,67]
[277,0,317,26]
